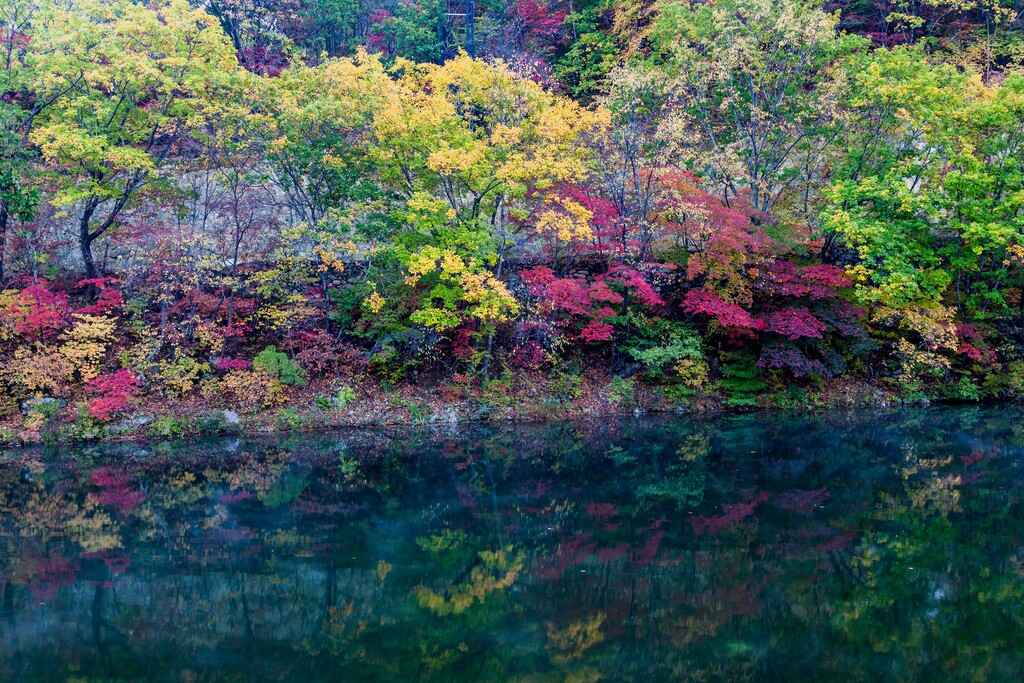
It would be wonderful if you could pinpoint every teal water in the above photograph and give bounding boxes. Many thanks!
[1,406,1023,681]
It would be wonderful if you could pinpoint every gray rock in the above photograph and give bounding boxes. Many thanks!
[108,415,154,435]
[222,409,241,425]
[21,397,67,416]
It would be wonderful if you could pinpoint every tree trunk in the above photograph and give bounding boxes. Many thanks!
[80,212,100,279]
[466,0,475,58]
[437,0,447,63]
[0,203,8,283]
[320,267,332,334]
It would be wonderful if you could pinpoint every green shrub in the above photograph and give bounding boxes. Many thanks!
[480,370,516,409]
[407,402,430,424]
[388,396,431,423]
[156,357,211,396]
[314,385,357,411]
[254,346,307,387]
[368,346,406,386]
[768,385,809,409]
[64,411,103,441]
[0,389,17,419]
[27,398,62,418]
[719,352,767,407]
[336,384,357,409]
[547,364,582,402]
[949,376,983,401]
[1009,361,1024,397]
[149,415,186,438]
[622,316,703,380]
[275,406,303,430]
[606,375,636,406]
[888,377,929,402]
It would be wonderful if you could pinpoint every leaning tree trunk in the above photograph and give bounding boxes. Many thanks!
[76,178,143,281]
[79,202,100,280]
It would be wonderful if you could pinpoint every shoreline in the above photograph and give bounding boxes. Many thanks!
[5,370,1012,449]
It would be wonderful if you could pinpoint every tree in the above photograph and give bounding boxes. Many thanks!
[589,62,674,265]
[204,0,297,74]
[28,0,238,279]
[263,50,395,329]
[366,0,445,63]
[298,0,374,58]
[647,0,863,217]
[367,54,600,365]
[1,0,44,283]
[552,0,617,102]
[823,48,1024,318]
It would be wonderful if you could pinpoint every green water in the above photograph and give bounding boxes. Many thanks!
[1,406,1023,681]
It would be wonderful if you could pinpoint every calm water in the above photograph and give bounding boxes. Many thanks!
[1,407,1023,682]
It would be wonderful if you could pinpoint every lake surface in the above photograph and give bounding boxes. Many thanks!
[1,407,1023,682]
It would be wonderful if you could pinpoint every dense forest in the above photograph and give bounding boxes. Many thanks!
[2,0,1024,441]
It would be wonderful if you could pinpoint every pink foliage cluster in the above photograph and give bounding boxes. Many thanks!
[559,185,618,233]
[755,262,851,300]
[540,531,598,579]
[215,357,253,372]
[3,32,31,49]
[757,343,827,377]
[238,45,287,77]
[544,275,594,315]
[635,527,666,564]
[18,553,78,601]
[579,318,614,342]
[681,192,773,284]
[682,289,762,330]
[513,0,567,51]
[86,369,141,420]
[955,324,997,363]
[366,9,394,57]
[509,339,550,369]
[543,184,649,259]
[683,239,866,376]
[448,325,477,359]
[520,264,663,343]
[3,278,127,343]
[772,487,829,516]
[585,501,617,522]
[76,278,124,315]
[4,279,69,340]
[957,324,985,341]
[605,265,665,307]
[811,300,867,338]
[761,307,827,340]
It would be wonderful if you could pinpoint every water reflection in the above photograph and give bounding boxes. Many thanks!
[1,407,1023,681]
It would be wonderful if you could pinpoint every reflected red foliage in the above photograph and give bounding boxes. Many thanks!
[689,493,769,535]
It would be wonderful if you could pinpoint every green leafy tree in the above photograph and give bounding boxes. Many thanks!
[552,0,619,102]
[1,0,44,283]
[262,50,395,328]
[29,0,239,279]
[824,48,1024,318]
[254,344,308,385]
[366,54,601,367]
[647,0,864,217]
